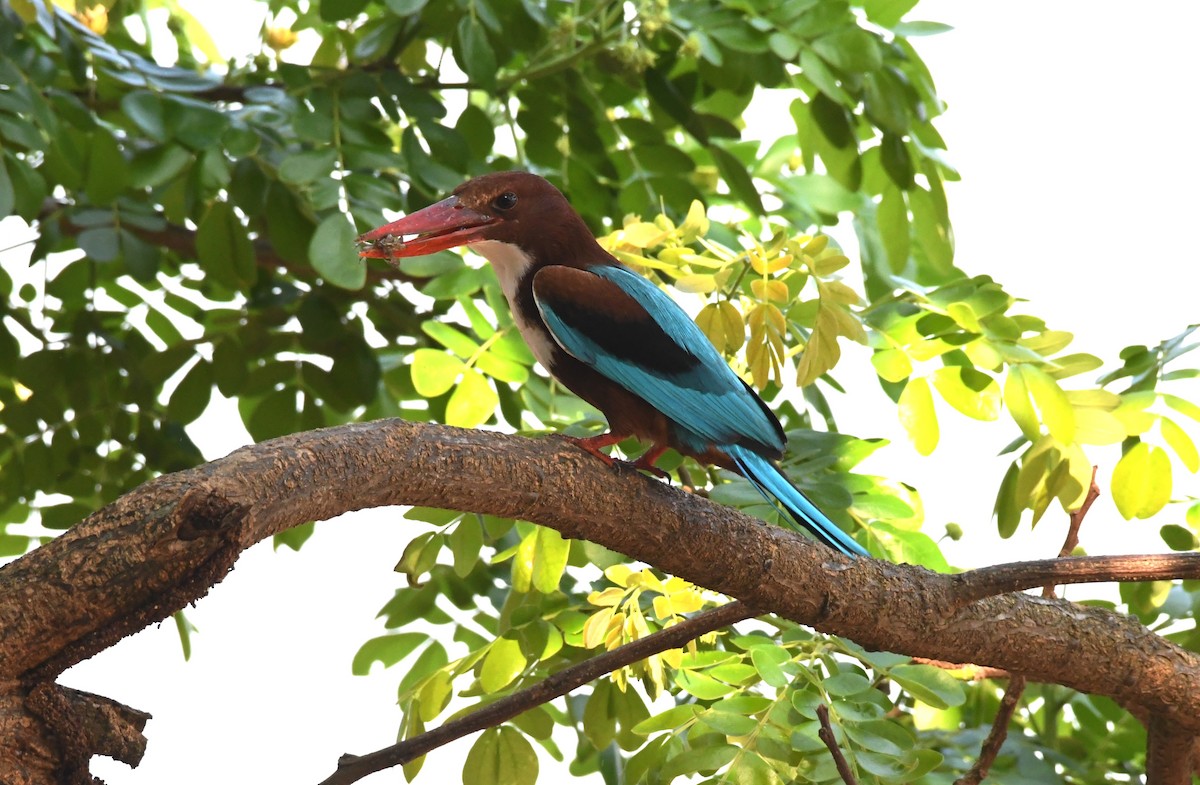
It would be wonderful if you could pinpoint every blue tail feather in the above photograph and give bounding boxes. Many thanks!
[726,445,868,558]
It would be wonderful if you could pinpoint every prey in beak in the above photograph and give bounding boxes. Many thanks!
[357,195,498,261]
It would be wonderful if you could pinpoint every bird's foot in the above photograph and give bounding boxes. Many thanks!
[630,445,671,481]
[561,432,626,468]
[561,434,672,481]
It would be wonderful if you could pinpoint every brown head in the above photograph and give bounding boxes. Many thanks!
[358,171,600,265]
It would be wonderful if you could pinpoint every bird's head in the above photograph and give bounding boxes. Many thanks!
[358,171,585,261]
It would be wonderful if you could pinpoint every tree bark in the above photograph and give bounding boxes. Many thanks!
[1,419,1198,782]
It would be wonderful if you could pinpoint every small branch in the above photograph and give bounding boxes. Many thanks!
[37,200,416,286]
[953,674,1027,785]
[318,601,759,785]
[956,469,1101,785]
[1146,714,1196,785]
[816,705,859,785]
[949,553,1200,608]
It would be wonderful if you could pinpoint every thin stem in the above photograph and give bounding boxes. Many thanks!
[317,601,759,785]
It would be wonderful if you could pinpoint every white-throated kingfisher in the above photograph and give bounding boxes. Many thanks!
[358,172,868,557]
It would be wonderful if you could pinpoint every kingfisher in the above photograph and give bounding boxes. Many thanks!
[358,171,869,557]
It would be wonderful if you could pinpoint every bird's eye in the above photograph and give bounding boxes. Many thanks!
[492,192,518,211]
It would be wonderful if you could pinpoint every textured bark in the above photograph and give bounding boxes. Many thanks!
[1,419,1198,782]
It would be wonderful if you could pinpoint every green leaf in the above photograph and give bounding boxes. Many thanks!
[481,637,527,693]
[659,744,739,781]
[1160,524,1197,552]
[890,663,966,709]
[463,727,538,785]
[456,17,497,92]
[450,517,484,578]
[279,148,338,185]
[196,201,257,289]
[273,520,315,552]
[631,704,698,735]
[173,610,196,661]
[712,144,765,215]
[85,129,129,206]
[167,359,213,424]
[749,645,791,688]
[1112,443,1172,520]
[411,349,464,397]
[876,187,910,272]
[675,669,736,700]
[352,632,427,675]
[824,672,872,698]
[898,376,938,455]
[811,28,883,73]
[310,213,366,290]
[698,709,758,737]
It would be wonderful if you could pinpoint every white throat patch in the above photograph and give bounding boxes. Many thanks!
[469,240,560,370]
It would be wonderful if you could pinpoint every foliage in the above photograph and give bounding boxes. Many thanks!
[1,0,1198,783]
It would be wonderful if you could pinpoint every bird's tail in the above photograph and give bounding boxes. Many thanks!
[725,445,868,558]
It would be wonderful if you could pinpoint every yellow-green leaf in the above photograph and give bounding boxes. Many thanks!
[1073,407,1127,445]
[445,368,497,427]
[871,348,912,383]
[678,199,710,243]
[899,376,939,455]
[1023,365,1075,443]
[675,273,717,293]
[463,726,538,785]
[1163,393,1200,423]
[1004,366,1040,441]
[813,253,850,275]
[931,366,1000,421]
[411,349,464,397]
[1112,443,1172,520]
[1161,417,1200,473]
[621,222,669,248]
[696,301,745,354]
[480,637,527,693]
[532,526,570,594]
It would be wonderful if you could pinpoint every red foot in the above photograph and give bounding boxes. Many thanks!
[562,434,672,481]
[562,432,627,468]
[631,445,670,481]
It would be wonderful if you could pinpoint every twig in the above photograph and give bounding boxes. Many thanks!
[816,704,859,785]
[953,674,1027,785]
[1043,466,1101,594]
[318,601,759,785]
[954,466,1101,785]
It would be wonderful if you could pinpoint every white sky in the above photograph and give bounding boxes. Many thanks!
[21,1,1200,782]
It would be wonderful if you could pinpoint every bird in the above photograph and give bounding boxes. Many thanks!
[358,171,869,557]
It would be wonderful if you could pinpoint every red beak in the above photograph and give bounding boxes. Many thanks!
[357,195,497,259]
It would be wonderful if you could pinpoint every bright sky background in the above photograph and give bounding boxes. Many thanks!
[23,1,1200,782]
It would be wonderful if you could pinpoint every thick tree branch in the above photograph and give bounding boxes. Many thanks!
[2,420,1200,782]
[320,601,759,785]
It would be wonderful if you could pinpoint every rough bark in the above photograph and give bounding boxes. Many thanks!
[1,419,1198,782]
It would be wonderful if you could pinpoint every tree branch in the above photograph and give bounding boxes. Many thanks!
[3,420,1200,782]
[320,601,758,785]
